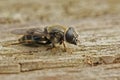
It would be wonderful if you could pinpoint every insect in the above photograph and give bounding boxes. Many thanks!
[12,25,79,51]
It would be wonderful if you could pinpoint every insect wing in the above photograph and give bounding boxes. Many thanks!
[11,28,43,35]
[11,28,30,35]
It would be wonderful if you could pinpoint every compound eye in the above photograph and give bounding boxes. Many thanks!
[65,27,78,45]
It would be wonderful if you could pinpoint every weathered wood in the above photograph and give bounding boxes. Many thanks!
[84,54,120,66]
[20,56,84,72]
[0,64,20,74]
[0,54,119,73]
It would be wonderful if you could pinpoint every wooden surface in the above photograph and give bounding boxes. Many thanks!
[0,16,120,80]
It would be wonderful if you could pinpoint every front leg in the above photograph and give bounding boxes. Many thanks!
[62,41,67,52]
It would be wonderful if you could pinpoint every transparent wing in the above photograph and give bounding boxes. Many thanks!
[11,28,28,35]
[11,28,44,35]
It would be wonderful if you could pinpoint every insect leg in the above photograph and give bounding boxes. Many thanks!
[62,41,67,51]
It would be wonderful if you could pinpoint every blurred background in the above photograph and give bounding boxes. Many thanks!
[0,0,120,24]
